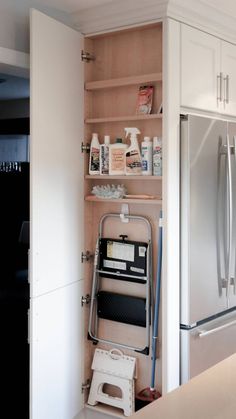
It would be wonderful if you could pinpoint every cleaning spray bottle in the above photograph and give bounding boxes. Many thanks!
[89,133,100,175]
[124,127,142,175]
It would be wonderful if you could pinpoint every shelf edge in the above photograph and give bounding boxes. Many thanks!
[85,72,162,91]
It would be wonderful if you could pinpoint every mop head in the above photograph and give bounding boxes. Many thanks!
[137,387,161,402]
[135,388,161,410]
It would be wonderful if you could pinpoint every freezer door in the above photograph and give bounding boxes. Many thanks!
[180,310,236,384]
[181,115,228,325]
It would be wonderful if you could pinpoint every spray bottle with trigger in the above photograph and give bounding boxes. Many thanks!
[124,127,142,175]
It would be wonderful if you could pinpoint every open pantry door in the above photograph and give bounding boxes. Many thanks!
[30,9,84,419]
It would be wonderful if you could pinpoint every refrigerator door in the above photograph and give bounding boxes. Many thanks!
[180,310,236,384]
[181,115,228,326]
[227,122,236,308]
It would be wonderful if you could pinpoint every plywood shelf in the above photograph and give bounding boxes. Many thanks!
[85,72,162,91]
[85,175,162,180]
[85,403,125,418]
[85,114,162,124]
[85,195,162,205]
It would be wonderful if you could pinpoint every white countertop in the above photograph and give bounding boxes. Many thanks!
[132,353,236,419]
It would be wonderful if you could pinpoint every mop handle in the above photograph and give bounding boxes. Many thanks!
[150,210,163,390]
[153,212,163,339]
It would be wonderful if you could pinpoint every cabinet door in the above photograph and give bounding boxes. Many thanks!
[181,24,221,112]
[30,9,84,297]
[30,9,84,419]
[30,282,84,419]
[221,40,236,116]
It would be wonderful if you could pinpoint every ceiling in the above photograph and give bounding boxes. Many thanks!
[0,0,117,15]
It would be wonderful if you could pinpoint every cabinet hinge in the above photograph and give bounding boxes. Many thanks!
[81,251,93,263]
[81,142,90,154]
[81,379,91,393]
[81,50,96,62]
[81,294,91,307]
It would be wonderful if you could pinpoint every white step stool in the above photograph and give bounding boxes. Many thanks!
[88,348,137,417]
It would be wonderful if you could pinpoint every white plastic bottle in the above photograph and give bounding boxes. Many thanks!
[124,127,142,175]
[89,133,100,175]
[141,136,153,175]
[109,138,127,175]
[100,135,110,175]
[153,136,162,176]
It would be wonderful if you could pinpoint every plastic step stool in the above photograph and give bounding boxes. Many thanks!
[88,348,136,416]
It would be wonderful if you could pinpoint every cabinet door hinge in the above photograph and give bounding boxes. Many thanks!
[81,294,91,307]
[81,251,93,263]
[81,379,91,393]
[81,50,96,62]
[81,142,90,154]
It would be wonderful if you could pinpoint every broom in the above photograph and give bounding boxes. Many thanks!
[135,210,162,409]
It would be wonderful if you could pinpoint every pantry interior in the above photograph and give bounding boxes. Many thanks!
[28,7,180,418]
[81,22,163,415]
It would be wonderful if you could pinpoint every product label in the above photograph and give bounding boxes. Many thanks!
[111,148,126,171]
[126,150,142,174]
[139,246,146,257]
[100,145,109,175]
[90,147,100,171]
[153,147,162,176]
[104,259,126,271]
[130,266,145,274]
[141,145,152,173]
[142,160,148,171]
[107,241,135,262]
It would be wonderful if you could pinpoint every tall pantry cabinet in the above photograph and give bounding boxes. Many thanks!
[30,9,163,419]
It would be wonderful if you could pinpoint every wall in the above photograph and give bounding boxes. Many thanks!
[0,4,74,53]
[0,8,29,53]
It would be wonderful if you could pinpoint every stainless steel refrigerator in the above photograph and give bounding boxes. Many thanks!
[180,114,236,384]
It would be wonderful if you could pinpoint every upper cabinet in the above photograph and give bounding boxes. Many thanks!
[221,41,236,116]
[181,24,220,113]
[180,24,236,117]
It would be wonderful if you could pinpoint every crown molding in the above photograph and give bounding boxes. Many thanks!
[72,0,168,35]
[167,0,236,44]
[72,0,236,43]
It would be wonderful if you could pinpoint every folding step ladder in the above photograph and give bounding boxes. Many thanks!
[88,213,153,355]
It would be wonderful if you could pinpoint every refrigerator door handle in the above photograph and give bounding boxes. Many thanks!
[217,138,224,296]
[198,318,236,338]
[233,136,236,295]
[226,134,233,305]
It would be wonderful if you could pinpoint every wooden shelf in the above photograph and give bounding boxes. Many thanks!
[85,175,162,180]
[85,195,162,205]
[85,114,162,124]
[85,403,125,418]
[85,72,162,91]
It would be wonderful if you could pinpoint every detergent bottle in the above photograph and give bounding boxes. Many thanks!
[124,127,142,175]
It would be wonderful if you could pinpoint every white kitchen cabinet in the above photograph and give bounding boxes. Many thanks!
[180,24,221,113]
[221,40,236,116]
[30,8,163,419]
[181,24,236,117]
